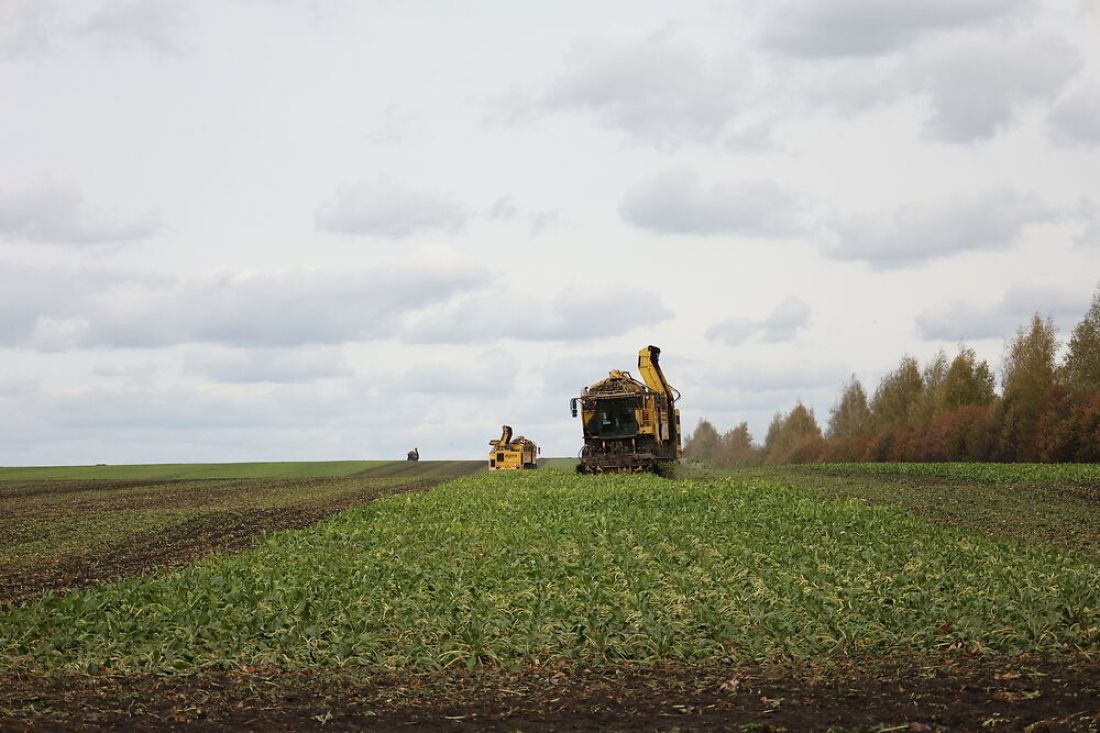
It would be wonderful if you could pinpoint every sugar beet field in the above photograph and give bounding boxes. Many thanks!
[2,462,1100,731]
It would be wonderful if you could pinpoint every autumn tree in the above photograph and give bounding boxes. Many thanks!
[763,402,823,464]
[684,419,721,463]
[997,314,1059,461]
[914,350,949,425]
[870,355,924,430]
[937,346,996,415]
[763,412,784,455]
[1062,286,1100,396]
[716,422,757,468]
[827,375,871,438]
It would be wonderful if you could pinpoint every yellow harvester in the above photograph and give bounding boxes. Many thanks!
[488,425,539,470]
[570,345,681,473]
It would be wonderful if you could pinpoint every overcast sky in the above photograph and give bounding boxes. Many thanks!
[2,0,1099,465]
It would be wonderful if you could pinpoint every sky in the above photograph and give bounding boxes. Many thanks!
[1,0,1099,465]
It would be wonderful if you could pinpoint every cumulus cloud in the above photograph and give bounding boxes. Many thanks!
[910,34,1082,142]
[759,0,1027,58]
[484,196,561,236]
[825,189,1057,268]
[543,28,751,146]
[380,352,517,398]
[0,261,487,350]
[621,169,805,237]
[401,286,673,344]
[540,351,640,396]
[1048,83,1100,147]
[0,182,159,246]
[1078,201,1100,249]
[706,297,811,345]
[0,0,62,57]
[315,181,468,238]
[766,29,1081,144]
[185,346,354,384]
[0,262,163,347]
[77,0,191,54]
[681,360,847,415]
[38,386,286,431]
[0,376,38,399]
[1,0,191,57]
[915,281,1090,341]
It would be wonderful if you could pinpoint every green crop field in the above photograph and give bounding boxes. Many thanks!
[3,470,1098,677]
[788,462,1100,483]
[738,463,1100,558]
[4,464,1100,729]
[538,457,580,470]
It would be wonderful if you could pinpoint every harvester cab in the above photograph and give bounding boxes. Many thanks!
[488,424,540,470]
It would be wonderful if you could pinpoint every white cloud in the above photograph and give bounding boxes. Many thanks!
[759,0,1028,58]
[759,297,812,342]
[621,169,805,237]
[37,385,287,431]
[0,262,488,350]
[77,0,192,54]
[379,351,518,397]
[915,281,1090,341]
[0,0,66,57]
[910,34,1083,142]
[483,196,562,236]
[0,262,164,346]
[705,318,756,346]
[184,346,353,384]
[401,286,673,344]
[540,351,638,396]
[763,29,1082,145]
[0,182,159,246]
[825,189,1057,268]
[681,360,847,417]
[706,297,811,345]
[0,375,37,399]
[1079,201,1100,248]
[543,28,751,146]
[315,181,468,238]
[1048,82,1100,147]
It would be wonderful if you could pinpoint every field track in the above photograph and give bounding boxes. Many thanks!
[352,460,486,478]
[0,461,383,482]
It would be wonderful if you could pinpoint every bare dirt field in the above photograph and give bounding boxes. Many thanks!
[2,654,1098,731]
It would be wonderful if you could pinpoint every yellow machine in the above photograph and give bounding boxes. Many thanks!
[570,345,681,473]
[488,425,540,470]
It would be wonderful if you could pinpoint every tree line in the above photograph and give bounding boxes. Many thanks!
[685,286,1100,466]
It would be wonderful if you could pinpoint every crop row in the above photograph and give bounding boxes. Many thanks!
[2,472,1098,674]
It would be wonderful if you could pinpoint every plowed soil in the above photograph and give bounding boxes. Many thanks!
[0,476,440,607]
[1,654,1097,731]
[352,460,486,478]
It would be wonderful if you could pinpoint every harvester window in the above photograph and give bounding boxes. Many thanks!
[590,397,639,439]
[497,453,505,462]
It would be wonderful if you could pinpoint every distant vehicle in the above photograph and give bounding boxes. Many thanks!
[407,448,419,462]
[488,425,539,470]
[570,345,681,474]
